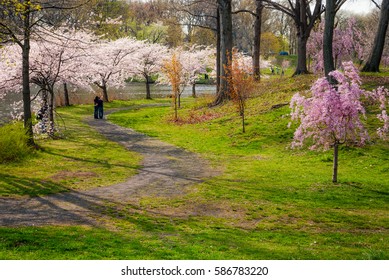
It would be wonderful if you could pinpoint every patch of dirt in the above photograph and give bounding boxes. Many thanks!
[136,199,261,230]
[50,171,97,182]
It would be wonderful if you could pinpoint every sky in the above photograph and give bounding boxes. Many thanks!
[340,0,381,15]
[136,0,380,16]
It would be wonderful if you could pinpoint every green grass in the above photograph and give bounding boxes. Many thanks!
[0,76,388,259]
[0,122,33,163]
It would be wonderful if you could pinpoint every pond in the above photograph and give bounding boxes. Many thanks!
[0,83,216,124]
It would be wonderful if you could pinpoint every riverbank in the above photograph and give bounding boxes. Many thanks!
[0,83,216,125]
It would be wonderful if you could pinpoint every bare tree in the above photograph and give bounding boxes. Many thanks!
[263,0,324,75]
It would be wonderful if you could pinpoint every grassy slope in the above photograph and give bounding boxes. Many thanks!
[0,75,388,260]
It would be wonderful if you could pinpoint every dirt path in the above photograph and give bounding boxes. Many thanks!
[0,109,218,227]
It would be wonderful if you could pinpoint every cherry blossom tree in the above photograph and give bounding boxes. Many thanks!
[83,37,143,102]
[290,62,369,183]
[0,0,89,145]
[0,45,23,97]
[129,41,169,99]
[0,29,93,136]
[373,86,389,139]
[180,45,215,98]
[28,30,94,136]
[308,19,370,74]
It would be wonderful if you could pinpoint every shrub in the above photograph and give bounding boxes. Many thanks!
[0,122,32,163]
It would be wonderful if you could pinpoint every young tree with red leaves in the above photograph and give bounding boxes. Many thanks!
[224,50,255,133]
[161,51,182,121]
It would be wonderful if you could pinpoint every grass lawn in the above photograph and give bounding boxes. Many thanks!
[0,75,388,259]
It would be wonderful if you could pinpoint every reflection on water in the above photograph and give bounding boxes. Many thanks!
[0,83,216,124]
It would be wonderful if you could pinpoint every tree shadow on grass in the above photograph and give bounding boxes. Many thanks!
[0,173,71,197]
[0,177,128,227]
[0,188,295,259]
[41,149,140,170]
[1,174,387,259]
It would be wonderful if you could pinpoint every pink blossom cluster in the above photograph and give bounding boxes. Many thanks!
[0,45,23,96]
[281,60,290,71]
[232,51,254,75]
[290,62,369,150]
[372,86,389,139]
[83,37,147,92]
[290,61,389,150]
[129,41,170,81]
[307,19,371,73]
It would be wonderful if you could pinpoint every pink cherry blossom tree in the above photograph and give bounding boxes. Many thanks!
[83,37,143,102]
[28,31,94,136]
[0,45,23,98]
[180,45,215,98]
[290,62,369,183]
[307,19,370,73]
[0,29,94,136]
[373,86,389,139]
[129,41,169,99]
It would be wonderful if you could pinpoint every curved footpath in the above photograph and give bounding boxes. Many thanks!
[0,110,218,226]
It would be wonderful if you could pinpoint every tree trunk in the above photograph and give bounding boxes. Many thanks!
[63,82,70,106]
[145,75,152,99]
[332,142,339,183]
[242,111,245,133]
[323,0,336,83]
[216,8,221,95]
[48,89,55,138]
[102,81,109,102]
[22,12,34,146]
[192,83,196,98]
[293,0,310,75]
[213,0,233,105]
[41,91,49,134]
[253,0,263,81]
[174,95,178,121]
[362,0,389,72]
[294,34,309,75]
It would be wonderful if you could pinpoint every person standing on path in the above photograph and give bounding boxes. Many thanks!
[94,96,99,119]
[97,96,104,119]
